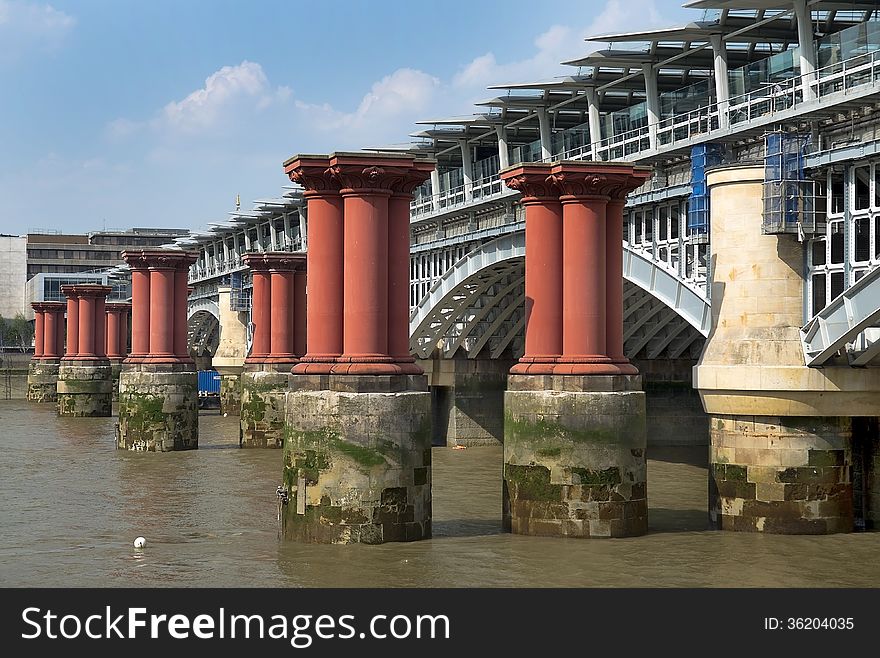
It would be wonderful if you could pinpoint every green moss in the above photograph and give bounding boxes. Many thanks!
[570,466,621,486]
[505,463,564,502]
[331,438,386,468]
[119,393,166,431]
[537,447,562,457]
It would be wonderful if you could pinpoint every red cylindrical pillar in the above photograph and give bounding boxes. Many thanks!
[605,198,628,365]
[130,268,150,356]
[106,309,121,358]
[523,199,564,362]
[293,271,307,358]
[94,296,107,358]
[302,193,344,363]
[119,307,129,356]
[149,268,174,356]
[341,191,390,360]
[250,269,271,360]
[65,296,79,358]
[501,165,562,375]
[173,268,189,358]
[388,193,417,368]
[43,309,59,359]
[78,295,96,357]
[33,309,44,358]
[560,195,607,361]
[270,269,295,358]
[55,310,65,359]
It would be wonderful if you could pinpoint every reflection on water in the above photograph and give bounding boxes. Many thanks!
[1,399,879,587]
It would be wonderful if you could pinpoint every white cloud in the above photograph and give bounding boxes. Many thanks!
[294,68,440,146]
[0,0,75,61]
[453,0,666,94]
[159,61,275,133]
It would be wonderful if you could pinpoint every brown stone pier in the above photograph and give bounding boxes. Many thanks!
[117,249,199,451]
[26,301,65,403]
[501,161,651,538]
[280,152,435,544]
[240,252,306,448]
[57,284,113,417]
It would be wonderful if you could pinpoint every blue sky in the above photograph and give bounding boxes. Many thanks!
[0,0,693,234]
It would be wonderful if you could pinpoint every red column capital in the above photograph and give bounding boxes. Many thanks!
[32,301,65,360]
[121,250,197,363]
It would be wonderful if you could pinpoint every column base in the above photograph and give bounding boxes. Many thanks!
[27,360,59,403]
[240,364,293,448]
[116,361,198,451]
[57,360,112,417]
[503,374,647,538]
[282,374,431,544]
[709,414,854,534]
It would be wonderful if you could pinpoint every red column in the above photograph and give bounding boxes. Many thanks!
[119,307,129,356]
[78,294,96,357]
[173,268,189,358]
[270,269,295,359]
[43,307,59,359]
[149,267,174,356]
[249,268,271,361]
[342,189,390,362]
[294,270,307,358]
[130,267,150,356]
[106,308,121,358]
[285,155,343,373]
[501,164,562,375]
[560,194,608,365]
[33,307,44,359]
[95,295,107,358]
[55,310,64,359]
[605,198,629,368]
[65,295,79,358]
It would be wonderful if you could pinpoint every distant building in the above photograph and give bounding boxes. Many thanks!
[26,228,190,279]
[22,227,190,320]
[0,235,27,318]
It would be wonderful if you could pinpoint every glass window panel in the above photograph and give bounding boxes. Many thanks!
[831,271,845,300]
[830,173,845,214]
[659,206,668,241]
[811,238,826,266]
[812,273,826,315]
[855,217,870,262]
[830,224,844,264]
[855,166,871,210]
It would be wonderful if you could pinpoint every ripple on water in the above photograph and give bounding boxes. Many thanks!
[2,400,880,587]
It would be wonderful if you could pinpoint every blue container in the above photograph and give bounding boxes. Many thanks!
[198,370,221,395]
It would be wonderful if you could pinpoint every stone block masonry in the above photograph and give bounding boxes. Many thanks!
[240,368,290,448]
[504,374,647,538]
[117,362,198,451]
[709,415,854,533]
[27,360,59,403]
[282,374,431,544]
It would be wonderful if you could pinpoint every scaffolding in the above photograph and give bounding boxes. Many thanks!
[229,271,252,312]
[762,132,820,236]
[687,143,726,243]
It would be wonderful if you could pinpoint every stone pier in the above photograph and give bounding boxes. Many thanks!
[694,164,880,533]
[500,161,651,538]
[117,250,199,451]
[213,284,249,416]
[57,285,113,417]
[240,252,306,448]
[26,301,65,403]
[105,303,130,400]
[280,152,434,544]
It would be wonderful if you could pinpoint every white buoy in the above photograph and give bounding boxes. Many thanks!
[134,536,146,549]
[223,413,228,417]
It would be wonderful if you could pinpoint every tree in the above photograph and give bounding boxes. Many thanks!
[1,313,33,352]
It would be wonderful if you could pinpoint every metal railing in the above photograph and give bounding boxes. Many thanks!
[412,48,880,221]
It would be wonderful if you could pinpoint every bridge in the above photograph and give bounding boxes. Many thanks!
[35,0,880,537]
